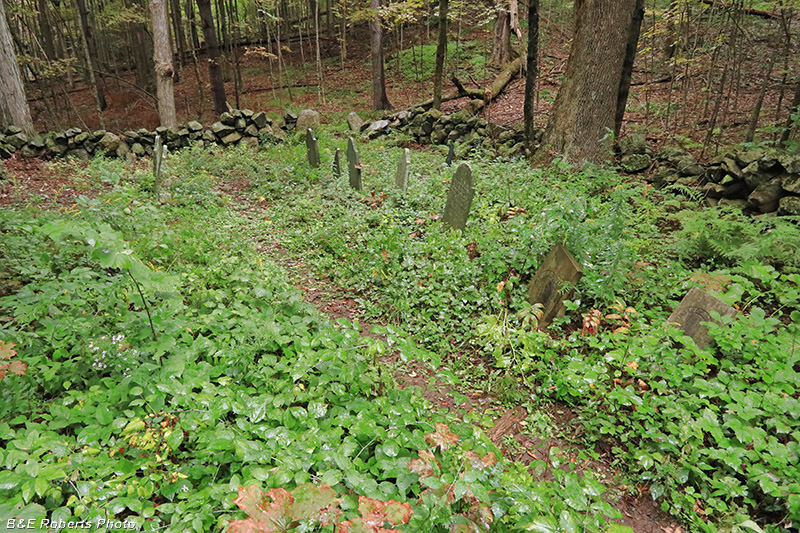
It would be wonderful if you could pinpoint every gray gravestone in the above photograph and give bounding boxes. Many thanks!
[395,148,411,191]
[446,142,455,166]
[442,163,474,231]
[333,148,342,179]
[306,128,320,168]
[346,137,362,190]
[667,287,737,348]
[527,244,583,329]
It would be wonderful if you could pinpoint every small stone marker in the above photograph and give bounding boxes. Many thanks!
[442,163,474,231]
[346,137,362,190]
[667,286,737,348]
[527,244,583,329]
[446,142,455,166]
[153,135,169,200]
[305,128,320,168]
[395,148,410,191]
[333,148,342,179]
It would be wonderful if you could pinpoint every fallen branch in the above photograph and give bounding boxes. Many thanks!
[698,0,775,19]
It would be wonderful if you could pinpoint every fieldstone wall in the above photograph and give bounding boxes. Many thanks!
[617,133,800,217]
[0,109,285,161]
[361,107,542,157]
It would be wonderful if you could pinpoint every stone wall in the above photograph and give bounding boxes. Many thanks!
[617,133,800,217]
[0,109,286,161]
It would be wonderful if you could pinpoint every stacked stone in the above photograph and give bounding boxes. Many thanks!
[0,109,283,161]
[360,107,540,156]
[648,147,800,216]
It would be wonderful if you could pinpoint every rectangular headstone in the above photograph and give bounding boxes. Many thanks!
[527,244,583,329]
[395,148,410,191]
[306,128,320,168]
[346,137,362,190]
[333,148,342,179]
[667,287,737,348]
[442,163,474,231]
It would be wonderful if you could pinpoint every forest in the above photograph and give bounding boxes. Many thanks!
[1,0,799,532]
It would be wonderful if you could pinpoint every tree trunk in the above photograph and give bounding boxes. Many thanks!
[490,2,513,65]
[369,0,391,110]
[37,0,56,60]
[537,0,636,165]
[780,78,800,144]
[614,0,644,138]
[76,0,107,110]
[523,0,539,148]
[150,0,177,127]
[197,0,227,114]
[432,0,448,110]
[0,0,35,135]
[170,0,186,69]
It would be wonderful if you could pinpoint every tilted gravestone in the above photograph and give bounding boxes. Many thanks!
[442,163,474,231]
[332,148,342,179]
[446,142,455,166]
[346,137,362,190]
[667,287,737,348]
[527,244,583,329]
[306,128,320,168]
[395,148,411,191]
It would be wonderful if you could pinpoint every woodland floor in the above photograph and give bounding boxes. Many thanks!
[25,13,797,161]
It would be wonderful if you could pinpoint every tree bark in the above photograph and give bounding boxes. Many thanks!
[150,0,177,127]
[523,0,539,148]
[37,0,56,60]
[432,0,448,110]
[369,0,391,110]
[780,78,800,144]
[537,0,636,165]
[0,0,35,135]
[489,3,513,66]
[76,0,107,110]
[197,0,227,114]
[169,0,186,69]
[614,0,644,139]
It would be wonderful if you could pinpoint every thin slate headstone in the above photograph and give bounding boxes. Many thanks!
[667,287,737,348]
[346,137,362,191]
[446,142,455,166]
[442,163,474,231]
[395,148,411,191]
[305,128,320,168]
[527,244,583,329]
[332,148,342,179]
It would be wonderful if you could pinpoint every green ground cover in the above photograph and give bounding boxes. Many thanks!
[1,127,798,532]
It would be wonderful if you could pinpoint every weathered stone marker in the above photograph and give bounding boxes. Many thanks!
[446,142,455,166]
[346,137,362,190]
[305,128,320,168]
[153,135,170,202]
[395,148,410,191]
[333,148,342,179]
[527,244,583,329]
[667,287,737,348]
[442,163,474,231]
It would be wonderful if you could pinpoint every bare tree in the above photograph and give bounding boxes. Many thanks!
[432,0,448,110]
[0,0,35,135]
[150,0,177,127]
[523,0,539,148]
[370,0,391,110]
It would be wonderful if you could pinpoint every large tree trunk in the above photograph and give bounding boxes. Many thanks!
[150,0,177,127]
[432,0,448,110]
[369,0,391,110]
[37,0,57,60]
[614,0,645,138]
[0,0,35,135]
[537,0,637,165]
[523,0,539,148]
[197,0,227,115]
[76,0,107,110]
[489,2,513,66]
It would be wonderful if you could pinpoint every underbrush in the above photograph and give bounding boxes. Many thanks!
[0,151,630,532]
[255,131,800,531]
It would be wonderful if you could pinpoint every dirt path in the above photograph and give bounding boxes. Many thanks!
[219,178,682,533]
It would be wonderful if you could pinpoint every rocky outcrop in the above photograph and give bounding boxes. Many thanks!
[0,109,285,161]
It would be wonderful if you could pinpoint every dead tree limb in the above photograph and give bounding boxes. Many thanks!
[698,0,775,19]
